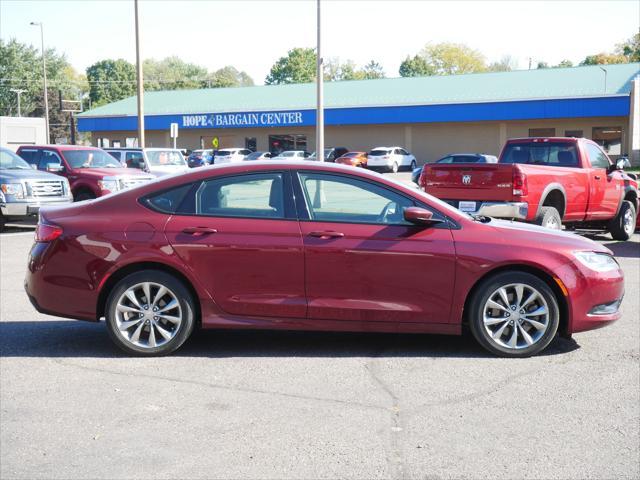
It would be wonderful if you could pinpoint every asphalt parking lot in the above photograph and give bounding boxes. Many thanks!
[1,195,639,480]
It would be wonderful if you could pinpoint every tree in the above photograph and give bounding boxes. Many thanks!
[616,32,640,62]
[0,39,85,141]
[324,58,359,81]
[359,60,385,79]
[399,54,434,77]
[417,42,486,75]
[580,53,627,65]
[86,59,136,107]
[207,66,254,88]
[536,61,549,69]
[265,48,316,85]
[556,59,574,68]
[488,55,518,72]
[143,56,207,91]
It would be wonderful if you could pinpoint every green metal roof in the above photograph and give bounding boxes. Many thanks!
[79,62,640,117]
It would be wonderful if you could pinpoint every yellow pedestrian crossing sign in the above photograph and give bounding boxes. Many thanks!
[212,137,219,148]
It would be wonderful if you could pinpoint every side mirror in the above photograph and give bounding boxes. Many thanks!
[46,164,64,173]
[403,207,442,225]
[615,157,631,170]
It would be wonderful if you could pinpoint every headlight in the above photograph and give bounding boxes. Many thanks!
[0,183,24,199]
[573,251,619,272]
[97,180,119,192]
[62,179,71,196]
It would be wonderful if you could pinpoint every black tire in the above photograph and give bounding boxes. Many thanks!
[0,214,5,233]
[390,162,399,173]
[468,271,560,357]
[75,191,96,202]
[105,270,196,356]
[608,200,636,241]
[534,206,562,230]
[409,160,417,171]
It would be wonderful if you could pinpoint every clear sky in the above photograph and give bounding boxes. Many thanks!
[1,0,639,84]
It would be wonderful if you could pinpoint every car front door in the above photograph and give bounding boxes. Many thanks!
[584,142,619,220]
[164,171,306,319]
[294,171,456,325]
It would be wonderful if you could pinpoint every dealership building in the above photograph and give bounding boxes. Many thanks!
[77,62,640,164]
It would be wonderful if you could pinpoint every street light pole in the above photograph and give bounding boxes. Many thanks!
[315,0,324,161]
[134,0,145,148]
[9,89,26,116]
[30,22,49,142]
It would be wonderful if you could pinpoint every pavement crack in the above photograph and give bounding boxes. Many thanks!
[50,357,387,412]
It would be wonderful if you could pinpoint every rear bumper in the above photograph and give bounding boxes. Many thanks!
[444,200,528,220]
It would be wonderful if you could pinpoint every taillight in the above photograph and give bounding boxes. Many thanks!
[513,167,528,196]
[35,222,63,242]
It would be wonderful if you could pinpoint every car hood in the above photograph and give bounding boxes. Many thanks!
[484,219,613,255]
[0,168,63,181]
[148,165,190,176]
[73,167,150,178]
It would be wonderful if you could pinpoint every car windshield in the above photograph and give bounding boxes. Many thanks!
[145,150,186,166]
[64,150,123,169]
[369,149,390,156]
[245,152,264,160]
[0,149,31,169]
[309,149,332,159]
[501,142,579,167]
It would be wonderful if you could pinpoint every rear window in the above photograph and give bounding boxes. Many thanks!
[144,184,192,214]
[501,143,579,167]
[215,151,232,156]
[368,149,390,156]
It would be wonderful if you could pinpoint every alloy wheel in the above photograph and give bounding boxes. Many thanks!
[114,282,183,348]
[623,206,634,236]
[482,283,550,350]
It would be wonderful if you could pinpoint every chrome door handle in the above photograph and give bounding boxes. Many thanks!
[182,227,217,236]
[308,231,344,239]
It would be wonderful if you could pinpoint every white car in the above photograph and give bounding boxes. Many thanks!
[366,147,416,173]
[141,148,190,176]
[271,150,309,161]
[213,148,252,164]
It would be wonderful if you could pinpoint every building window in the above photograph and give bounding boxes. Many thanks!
[592,127,622,156]
[269,134,307,155]
[564,130,583,138]
[125,137,138,147]
[112,140,121,148]
[245,137,257,152]
[528,128,556,137]
[97,138,110,148]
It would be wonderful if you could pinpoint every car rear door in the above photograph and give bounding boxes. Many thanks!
[164,170,306,319]
[293,171,456,325]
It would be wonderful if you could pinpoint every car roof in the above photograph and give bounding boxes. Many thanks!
[507,137,580,143]
[17,144,102,151]
[105,147,142,151]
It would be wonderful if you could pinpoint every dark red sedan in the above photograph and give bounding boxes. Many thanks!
[25,161,624,357]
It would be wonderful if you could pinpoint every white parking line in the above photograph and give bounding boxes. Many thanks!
[0,231,35,237]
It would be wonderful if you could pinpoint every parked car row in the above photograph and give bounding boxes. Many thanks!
[185,145,417,173]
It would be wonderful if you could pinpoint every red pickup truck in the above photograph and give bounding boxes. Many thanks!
[419,137,638,240]
[17,145,155,201]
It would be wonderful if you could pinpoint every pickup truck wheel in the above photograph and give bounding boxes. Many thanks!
[608,200,636,241]
[468,271,560,357]
[105,270,195,356]
[75,191,96,202]
[535,206,562,230]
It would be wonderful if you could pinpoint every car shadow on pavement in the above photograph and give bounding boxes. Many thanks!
[580,233,639,258]
[0,320,580,359]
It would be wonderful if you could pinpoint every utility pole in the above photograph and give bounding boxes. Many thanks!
[315,0,324,161]
[9,89,26,116]
[30,22,49,142]
[134,0,145,147]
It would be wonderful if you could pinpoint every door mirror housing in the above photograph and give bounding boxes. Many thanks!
[615,157,631,171]
[46,164,64,173]
[403,207,442,225]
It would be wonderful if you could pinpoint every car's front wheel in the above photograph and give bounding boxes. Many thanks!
[468,272,560,357]
[105,270,196,356]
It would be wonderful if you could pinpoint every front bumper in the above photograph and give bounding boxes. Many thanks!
[444,200,528,220]
[1,197,73,217]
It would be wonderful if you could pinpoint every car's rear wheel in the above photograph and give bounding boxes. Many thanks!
[534,206,562,230]
[608,200,636,241]
[468,272,560,357]
[390,162,399,173]
[105,270,195,356]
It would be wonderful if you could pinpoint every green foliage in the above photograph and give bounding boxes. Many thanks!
[616,33,640,62]
[359,60,385,80]
[207,66,254,88]
[0,38,86,141]
[580,53,627,66]
[324,58,358,81]
[537,59,573,69]
[143,56,207,90]
[399,54,435,77]
[86,59,136,107]
[265,48,317,85]
[418,42,486,75]
[487,55,518,72]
